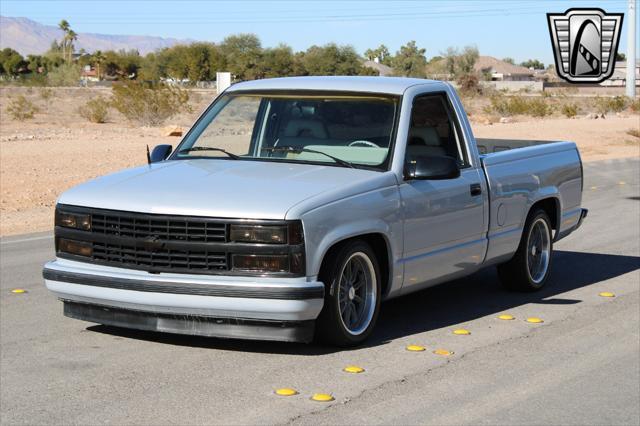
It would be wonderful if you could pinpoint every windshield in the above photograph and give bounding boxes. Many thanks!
[174,93,399,169]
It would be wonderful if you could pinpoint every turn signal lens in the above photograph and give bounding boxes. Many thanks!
[232,254,289,272]
[58,238,93,257]
[230,225,287,244]
[55,211,91,231]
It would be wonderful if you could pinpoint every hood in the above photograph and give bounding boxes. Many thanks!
[58,159,390,220]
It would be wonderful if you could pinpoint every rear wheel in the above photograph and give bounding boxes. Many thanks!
[316,240,381,347]
[498,208,553,292]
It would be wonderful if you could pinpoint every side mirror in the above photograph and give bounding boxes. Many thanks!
[148,144,173,163]
[405,155,460,180]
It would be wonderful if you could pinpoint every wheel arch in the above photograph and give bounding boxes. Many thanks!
[318,233,392,299]
[529,196,560,232]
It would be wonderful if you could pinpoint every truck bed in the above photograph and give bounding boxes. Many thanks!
[478,139,584,265]
[476,138,563,155]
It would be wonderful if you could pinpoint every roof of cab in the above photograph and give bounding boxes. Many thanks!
[225,76,444,96]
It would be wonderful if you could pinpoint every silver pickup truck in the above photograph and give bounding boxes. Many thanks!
[43,77,587,346]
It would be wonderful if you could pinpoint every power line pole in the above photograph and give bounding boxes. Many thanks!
[627,0,637,98]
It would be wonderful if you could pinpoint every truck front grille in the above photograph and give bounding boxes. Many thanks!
[91,211,226,243]
[92,241,228,272]
[54,205,305,276]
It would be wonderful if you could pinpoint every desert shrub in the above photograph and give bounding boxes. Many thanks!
[47,64,81,87]
[485,95,553,117]
[39,87,53,102]
[525,98,554,117]
[593,96,627,115]
[456,73,481,96]
[111,82,191,126]
[561,102,579,118]
[628,98,640,113]
[39,87,53,111]
[6,95,39,120]
[627,128,640,138]
[79,96,110,123]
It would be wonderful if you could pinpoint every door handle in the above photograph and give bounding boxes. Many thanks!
[470,183,482,196]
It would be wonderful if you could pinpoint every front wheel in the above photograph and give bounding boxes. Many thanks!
[316,240,381,347]
[498,208,553,292]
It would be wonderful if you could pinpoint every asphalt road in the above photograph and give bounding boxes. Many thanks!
[1,159,639,426]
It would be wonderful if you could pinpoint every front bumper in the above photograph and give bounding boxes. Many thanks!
[43,259,324,342]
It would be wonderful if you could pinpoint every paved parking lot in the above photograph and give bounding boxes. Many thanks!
[1,159,638,425]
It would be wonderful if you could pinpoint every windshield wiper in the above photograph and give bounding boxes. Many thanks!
[261,146,355,169]
[178,146,240,160]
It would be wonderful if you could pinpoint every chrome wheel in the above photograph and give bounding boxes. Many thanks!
[337,252,377,336]
[526,218,551,284]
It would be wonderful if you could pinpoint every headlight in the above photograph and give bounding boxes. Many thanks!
[55,210,91,231]
[57,238,93,257]
[230,224,288,244]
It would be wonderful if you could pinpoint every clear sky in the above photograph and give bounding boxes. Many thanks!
[0,0,636,66]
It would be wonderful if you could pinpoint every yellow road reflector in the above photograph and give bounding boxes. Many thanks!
[11,289,27,294]
[406,344,426,352]
[599,292,615,298]
[590,186,598,190]
[311,393,334,402]
[526,317,544,323]
[618,181,626,185]
[274,388,298,396]
[498,314,515,320]
[433,349,454,356]
[343,365,365,373]
[453,329,471,335]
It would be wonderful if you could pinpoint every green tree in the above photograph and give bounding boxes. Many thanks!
[184,43,224,82]
[0,48,27,76]
[92,50,106,80]
[261,44,295,78]
[219,34,263,80]
[520,59,545,69]
[364,44,391,65]
[58,20,77,63]
[443,46,479,78]
[299,43,369,76]
[502,57,515,65]
[392,41,427,77]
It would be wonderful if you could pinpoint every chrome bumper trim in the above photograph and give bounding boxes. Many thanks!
[43,267,323,300]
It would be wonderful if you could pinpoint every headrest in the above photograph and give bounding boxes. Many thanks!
[408,127,441,146]
[283,119,328,139]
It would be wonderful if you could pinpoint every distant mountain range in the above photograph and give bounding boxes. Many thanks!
[0,16,188,56]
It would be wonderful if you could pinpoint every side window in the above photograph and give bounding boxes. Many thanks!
[406,94,468,167]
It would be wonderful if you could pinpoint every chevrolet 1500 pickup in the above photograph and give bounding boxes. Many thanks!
[43,77,587,346]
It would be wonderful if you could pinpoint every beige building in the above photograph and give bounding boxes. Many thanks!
[474,56,535,81]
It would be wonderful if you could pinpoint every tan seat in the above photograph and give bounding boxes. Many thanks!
[407,127,446,158]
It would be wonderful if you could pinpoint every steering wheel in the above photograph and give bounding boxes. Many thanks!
[348,140,380,148]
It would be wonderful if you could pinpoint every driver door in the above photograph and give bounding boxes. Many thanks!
[400,93,486,292]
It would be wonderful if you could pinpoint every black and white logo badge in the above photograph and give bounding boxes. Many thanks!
[547,8,624,83]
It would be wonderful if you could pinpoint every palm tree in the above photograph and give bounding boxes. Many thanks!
[58,20,70,62]
[93,50,105,80]
[66,30,78,62]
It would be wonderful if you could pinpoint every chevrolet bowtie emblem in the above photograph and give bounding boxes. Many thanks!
[547,8,624,83]
[142,235,164,252]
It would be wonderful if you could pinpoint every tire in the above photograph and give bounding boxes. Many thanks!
[498,208,553,292]
[315,240,382,347]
